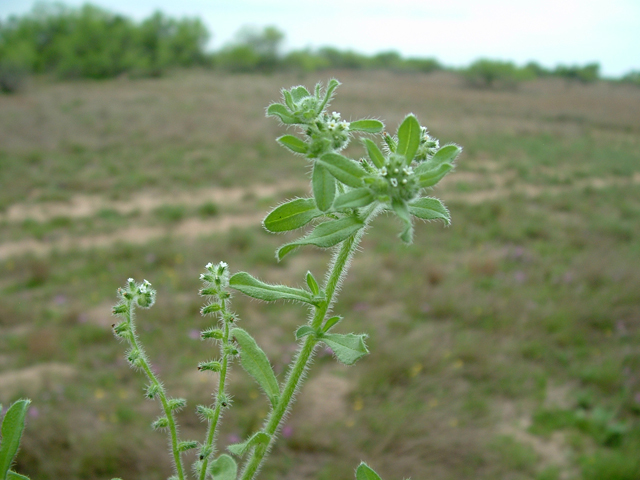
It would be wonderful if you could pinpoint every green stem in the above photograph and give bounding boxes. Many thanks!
[199,300,232,480]
[127,301,185,480]
[239,229,365,480]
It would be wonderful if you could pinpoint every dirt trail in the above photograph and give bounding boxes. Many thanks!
[2,180,305,223]
[1,173,638,260]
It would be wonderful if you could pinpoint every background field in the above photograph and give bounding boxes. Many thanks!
[1,70,640,480]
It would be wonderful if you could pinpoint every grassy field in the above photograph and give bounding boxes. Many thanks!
[1,69,639,480]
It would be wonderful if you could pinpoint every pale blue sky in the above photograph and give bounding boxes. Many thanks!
[1,0,639,77]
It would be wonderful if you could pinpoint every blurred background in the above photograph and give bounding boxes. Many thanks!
[0,1,639,479]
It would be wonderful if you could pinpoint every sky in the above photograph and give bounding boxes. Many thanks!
[1,0,639,77]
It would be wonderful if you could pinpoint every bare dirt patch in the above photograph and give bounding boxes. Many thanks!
[0,363,76,401]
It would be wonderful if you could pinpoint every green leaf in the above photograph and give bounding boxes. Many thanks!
[266,103,296,124]
[362,138,386,168]
[263,198,322,233]
[291,85,311,102]
[349,119,384,133]
[277,135,308,155]
[231,328,280,408]
[318,78,341,112]
[228,431,270,457]
[396,114,421,164]
[391,198,413,244]
[408,197,450,225]
[295,326,316,339]
[334,188,375,210]
[356,462,382,480]
[305,271,320,295]
[417,163,453,188]
[282,90,295,110]
[0,399,31,479]
[276,216,365,261]
[7,472,30,480]
[431,144,461,165]
[319,153,367,188]
[322,316,342,332]
[321,333,369,365]
[208,454,237,480]
[230,272,315,305]
[312,162,335,212]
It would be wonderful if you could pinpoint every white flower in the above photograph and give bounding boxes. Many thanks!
[139,285,148,294]
[218,261,228,269]
[390,178,398,187]
[327,120,337,130]
[380,167,388,176]
[339,120,349,131]
[127,278,134,283]
[205,262,213,269]
[331,111,340,120]
[200,273,206,280]
[402,167,413,175]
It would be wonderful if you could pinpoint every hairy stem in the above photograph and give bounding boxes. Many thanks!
[239,229,364,480]
[127,301,185,480]
[199,300,232,480]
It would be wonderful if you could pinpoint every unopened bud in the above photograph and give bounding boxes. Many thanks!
[200,328,224,340]
[201,303,222,315]
[178,440,199,452]
[167,398,187,411]
[152,416,169,430]
[198,361,222,372]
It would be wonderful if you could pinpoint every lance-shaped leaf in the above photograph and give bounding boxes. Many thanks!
[276,216,365,261]
[430,144,461,165]
[356,463,383,480]
[295,325,316,339]
[319,153,367,188]
[321,333,369,365]
[322,315,343,333]
[263,198,322,233]
[334,188,375,210]
[409,197,451,225]
[277,135,308,155]
[417,163,454,188]
[362,138,386,168]
[349,119,384,133]
[282,89,295,110]
[312,162,335,212]
[392,198,413,244]
[208,454,237,480]
[0,399,31,479]
[396,114,421,164]
[306,271,320,295]
[228,431,271,457]
[318,78,341,113]
[266,103,296,124]
[231,328,280,407]
[230,272,316,305]
[290,85,311,102]
[7,472,30,480]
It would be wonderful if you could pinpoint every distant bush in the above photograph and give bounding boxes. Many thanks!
[620,70,640,86]
[0,3,210,81]
[216,26,284,73]
[554,63,600,84]
[463,59,535,89]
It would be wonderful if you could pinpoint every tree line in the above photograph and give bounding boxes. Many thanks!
[1,3,636,92]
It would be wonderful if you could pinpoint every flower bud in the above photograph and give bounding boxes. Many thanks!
[152,416,169,430]
[198,360,222,372]
[167,398,187,411]
[178,440,199,452]
[200,328,224,340]
[201,303,221,315]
